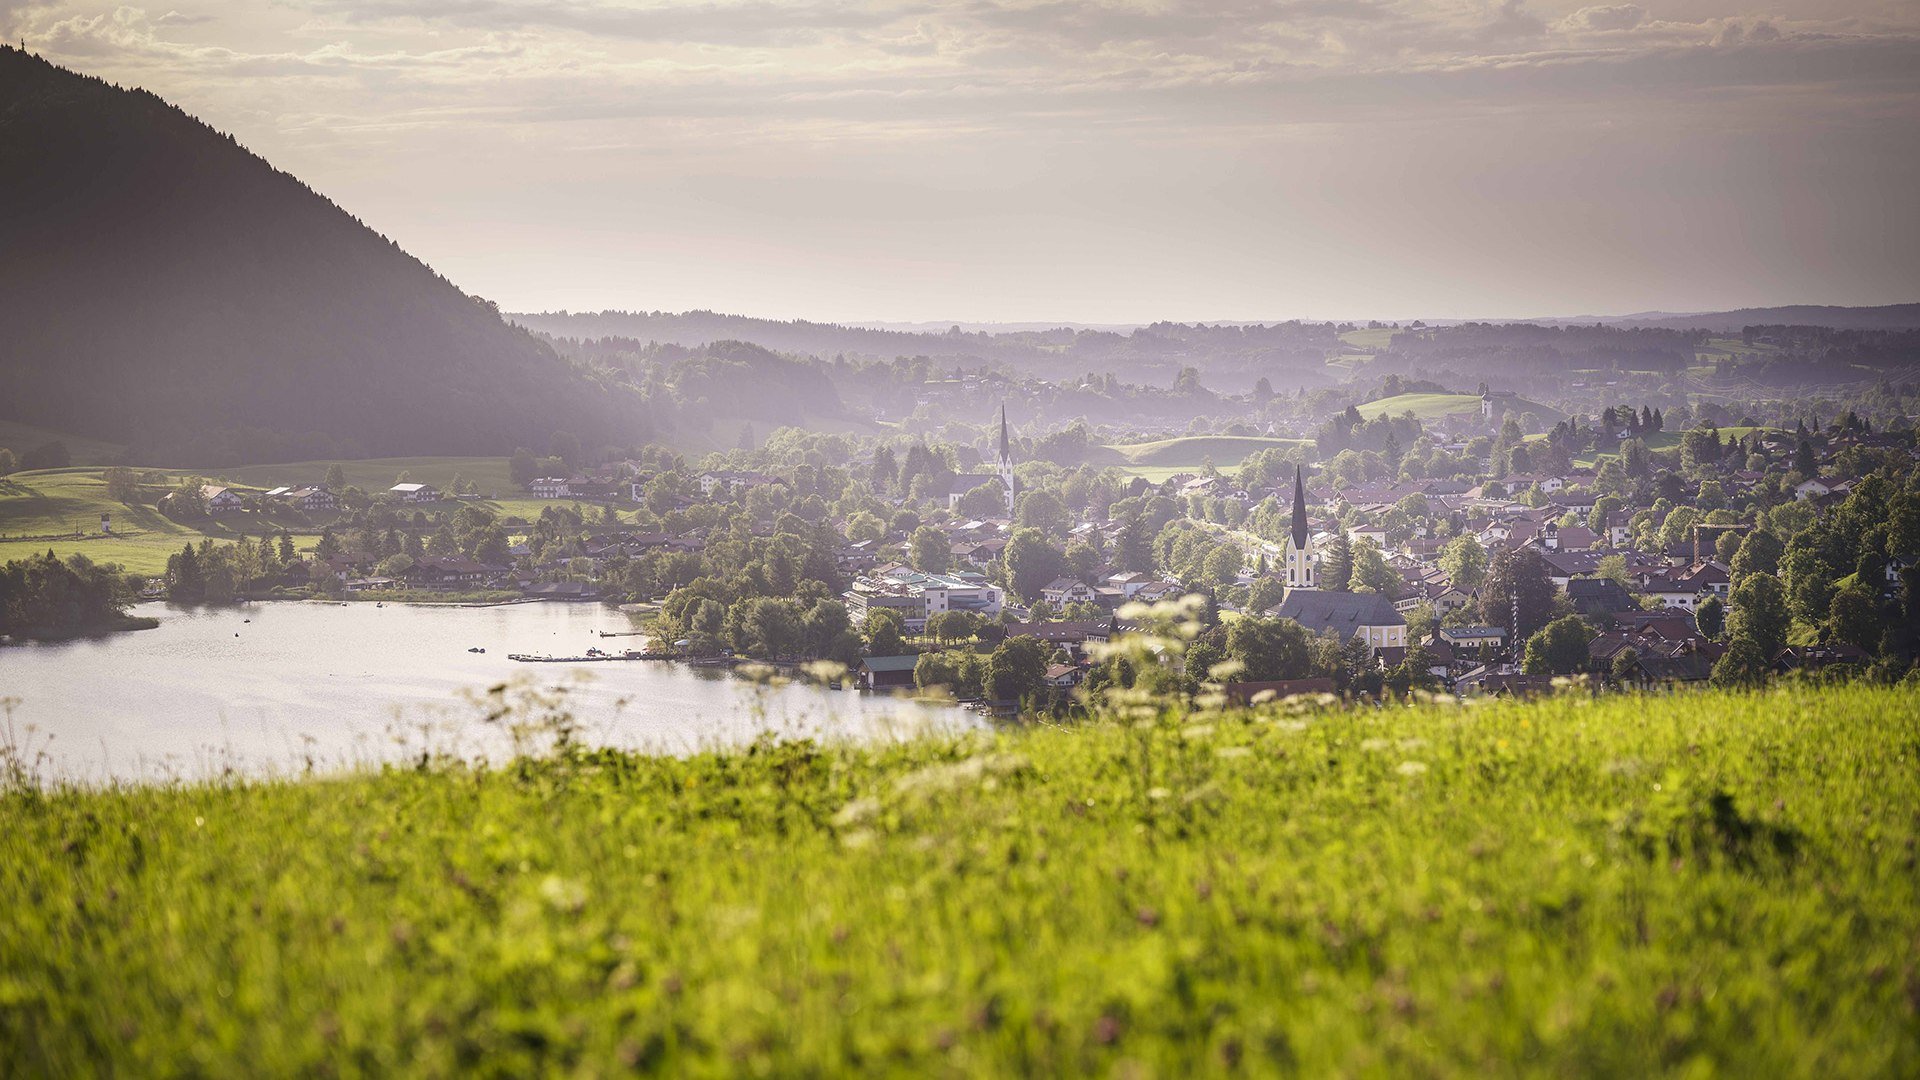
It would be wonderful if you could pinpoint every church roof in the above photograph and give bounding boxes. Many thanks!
[1266,589,1406,633]
[1290,465,1310,550]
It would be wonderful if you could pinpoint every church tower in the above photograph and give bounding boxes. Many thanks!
[1283,465,1316,591]
[996,404,1016,519]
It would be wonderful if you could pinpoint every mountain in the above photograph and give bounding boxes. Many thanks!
[0,47,642,466]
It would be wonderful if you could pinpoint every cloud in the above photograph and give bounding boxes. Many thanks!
[1556,4,1644,33]
[153,9,213,25]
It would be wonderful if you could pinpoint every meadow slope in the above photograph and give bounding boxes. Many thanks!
[2,684,1917,1075]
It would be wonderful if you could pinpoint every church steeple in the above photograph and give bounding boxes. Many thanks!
[996,403,1016,519]
[1290,464,1310,551]
[1285,464,1316,591]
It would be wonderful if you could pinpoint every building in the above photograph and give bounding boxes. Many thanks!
[389,482,440,503]
[1439,625,1507,650]
[843,568,1004,632]
[697,470,782,498]
[1040,578,1096,607]
[1266,590,1407,652]
[529,477,572,498]
[1282,466,1316,592]
[995,403,1018,519]
[200,485,243,514]
[857,655,920,691]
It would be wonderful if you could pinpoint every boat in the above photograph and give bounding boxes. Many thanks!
[468,647,485,654]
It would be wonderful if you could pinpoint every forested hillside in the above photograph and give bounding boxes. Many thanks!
[0,47,644,466]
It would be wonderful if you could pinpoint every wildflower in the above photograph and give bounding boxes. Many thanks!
[1396,761,1429,777]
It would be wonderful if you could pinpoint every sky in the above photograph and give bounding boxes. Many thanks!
[6,0,1919,323]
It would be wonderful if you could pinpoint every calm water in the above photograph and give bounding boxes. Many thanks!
[0,601,976,782]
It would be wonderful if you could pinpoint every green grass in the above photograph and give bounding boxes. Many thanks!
[0,420,127,467]
[1353,393,1487,421]
[0,457,608,574]
[0,469,301,575]
[4,684,1918,1074]
[1098,436,1307,470]
[1338,327,1400,350]
[222,456,519,496]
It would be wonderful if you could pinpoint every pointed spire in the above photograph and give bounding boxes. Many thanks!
[1290,465,1310,551]
[998,404,1010,463]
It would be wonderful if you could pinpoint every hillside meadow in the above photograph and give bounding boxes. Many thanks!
[0,457,599,575]
[1096,436,1310,479]
[2,683,1916,1075]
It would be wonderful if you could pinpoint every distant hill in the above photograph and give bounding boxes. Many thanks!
[1522,304,1920,332]
[511,309,1056,365]
[0,47,643,466]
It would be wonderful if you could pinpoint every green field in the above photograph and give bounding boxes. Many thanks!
[3,683,1916,1074]
[0,420,127,467]
[1353,393,1486,421]
[221,456,519,496]
[1097,436,1308,476]
[1338,327,1400,350]
[0,456,591,576]
[0,469,301,575]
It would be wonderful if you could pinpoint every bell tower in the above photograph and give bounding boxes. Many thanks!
[1284,465,1316,591]
[996,404,1016,519]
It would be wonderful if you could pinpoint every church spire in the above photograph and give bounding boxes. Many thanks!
[1290,464,1310,551]
[997,403,1016,519]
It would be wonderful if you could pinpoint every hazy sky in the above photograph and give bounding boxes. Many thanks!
[8,0,1918,322]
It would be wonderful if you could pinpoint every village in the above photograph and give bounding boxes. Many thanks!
[120,385,1919,707]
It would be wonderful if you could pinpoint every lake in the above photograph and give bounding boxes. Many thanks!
[0,601,978,783]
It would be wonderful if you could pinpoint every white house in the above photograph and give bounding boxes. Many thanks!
[389,483,440,503]
[200,485,243,514]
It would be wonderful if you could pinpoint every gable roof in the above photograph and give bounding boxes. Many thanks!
[1266,589,1406,633]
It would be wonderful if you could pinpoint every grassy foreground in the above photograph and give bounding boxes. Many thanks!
[3,684,1918,1075]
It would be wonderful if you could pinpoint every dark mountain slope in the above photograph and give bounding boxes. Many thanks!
[0,47,642,466]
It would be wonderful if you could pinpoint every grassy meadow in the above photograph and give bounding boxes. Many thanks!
[0,456,603,575]
[0,468,288,575]
[1353,393,1486,421]
[3,683,1917,1075]
[1098,436,1309,480]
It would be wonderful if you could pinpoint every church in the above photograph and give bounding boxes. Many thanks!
[1266,464,1408,652]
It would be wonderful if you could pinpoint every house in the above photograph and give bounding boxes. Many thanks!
[1772,644,1870,675]
[1604,511,1635,549]
[280,486,337,513]
[402,557,506,589]
[1040,577,1096,607]
[529,477,572,499]
[1044,663,1084,690]
[1105,571,1155,598]
[1793,478,1832,501]
[389,482,440,503]
[200,485,244,514]
[697,470,783,498]
[1265,590,1407,652]
[1004,620,1113,658]
[857,655,920,691]
[1642,561,1730,611]
[1439,625,1507,650]
[1624,653,1715,687]
[1566,576,1639,617]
